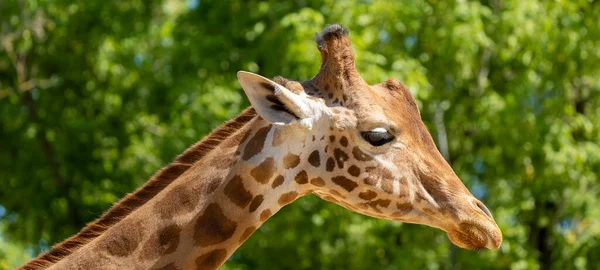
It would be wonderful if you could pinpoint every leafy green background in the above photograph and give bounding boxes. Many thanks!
[1,0,599,269]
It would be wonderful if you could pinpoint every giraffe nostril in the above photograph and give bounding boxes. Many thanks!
[475,200,493,219]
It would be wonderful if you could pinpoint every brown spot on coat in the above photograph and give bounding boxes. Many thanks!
[395,203,413,215]
[340,136,348,147]
[365,166,394,194]
[224,175,253,208]
[332,176,358,192]
[321,195,338,203]
[333,148,349,169]
[308,150,320,167]
[101,219,144,257]
[249,195,264,213]
[358,190,377,200]
[347,165,360,177]
[242,125,272,160]
[381,179,394,194]
[250,158,276,184]
[310,177,326,187]
[239,226,257,244]
[195,249,228,270]
[329,135,335,142]
[194,203,237,246]
[260,209,272,222]
[155,225,180,255]
[151,262,180,270]
[205,177,222,194]
[375,166,394,179]
[371,199,391,208]
[352,146,372,161]
[363,176,377,186]
[139,224,181,260]
[283,153,301,169]
[271,175,285,188]
[155,184,200,220]
[326,158,335,172]
[278,191,298,206]
[294,170,308,184]
[370,206,383,214]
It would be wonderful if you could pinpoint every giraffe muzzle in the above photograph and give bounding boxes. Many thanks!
[446,199,503,250]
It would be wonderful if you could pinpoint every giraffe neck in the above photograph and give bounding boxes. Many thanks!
[46,116,316,270]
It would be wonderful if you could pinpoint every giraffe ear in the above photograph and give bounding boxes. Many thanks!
[237,71,314,124]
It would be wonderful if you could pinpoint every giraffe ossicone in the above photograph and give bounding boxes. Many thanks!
[22,24,502,270]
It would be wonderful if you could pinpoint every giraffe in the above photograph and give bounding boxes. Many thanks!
[22,24,502,270]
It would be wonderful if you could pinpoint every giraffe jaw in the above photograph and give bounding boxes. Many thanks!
[386,200,503,250]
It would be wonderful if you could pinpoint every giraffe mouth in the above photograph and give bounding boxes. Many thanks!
[447,222,502,250]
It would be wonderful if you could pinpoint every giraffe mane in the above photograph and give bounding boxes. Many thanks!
[22,107,257,270]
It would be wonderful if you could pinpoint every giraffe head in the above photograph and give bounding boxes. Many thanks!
[237,25,501,250]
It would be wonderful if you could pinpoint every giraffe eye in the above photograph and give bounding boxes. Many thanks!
[361,129,395,146]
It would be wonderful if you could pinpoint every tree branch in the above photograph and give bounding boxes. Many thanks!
[2,33,65,187]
